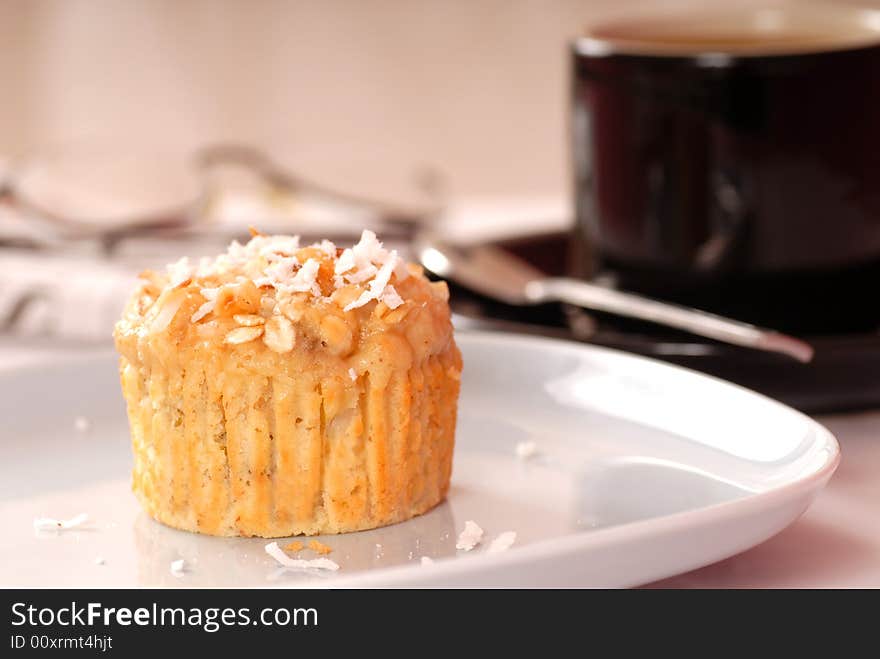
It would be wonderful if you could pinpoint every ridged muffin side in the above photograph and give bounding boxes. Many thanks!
[114,232,461,537]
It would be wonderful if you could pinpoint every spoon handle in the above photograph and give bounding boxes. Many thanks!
[526,277,814,363]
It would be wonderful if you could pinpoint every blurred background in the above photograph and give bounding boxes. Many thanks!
[1,0,879,410]
[5,0,869,197]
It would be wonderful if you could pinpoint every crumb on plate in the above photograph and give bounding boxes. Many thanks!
[308,539,333,555]
[264,541,340,571]
[455,520,483,551]
[33,513,89,532]
[488,531,517,554]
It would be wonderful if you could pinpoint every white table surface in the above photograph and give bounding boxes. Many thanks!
[2,337,877,589]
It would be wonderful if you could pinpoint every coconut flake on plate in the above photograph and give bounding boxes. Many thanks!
[515,441,538,460]
[420,556,434,566]
[170,559,186,577]
[455,520,484,551]
[264,542,340,571]
[74,416,90,433]
[94,556,106,566]
[487,531,517,553]
[33,513,89,532]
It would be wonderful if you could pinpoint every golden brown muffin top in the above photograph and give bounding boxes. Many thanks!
[114,229,453,362]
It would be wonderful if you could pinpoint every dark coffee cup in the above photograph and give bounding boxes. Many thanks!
[571,4,880,334]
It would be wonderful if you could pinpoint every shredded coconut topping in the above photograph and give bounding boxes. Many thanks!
[190,299,215,323]
[264,541,340,571]
[381,285,404,310]
[420,556,434,566]
[455,520,484,551]
[335,248,356,275]
[288,258,322,295]
[261,257,299,288]
[487,531,517,553]
[33,513,89,532]
[344,250,400,312]
[258,235,300,260]
[314,239,337,258]
[175,230,407,308]
[342,263,377,284]
[166,257,194,289]
[149,229,418,334]
[200,287,220,301]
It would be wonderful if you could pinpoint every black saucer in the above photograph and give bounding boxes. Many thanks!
[447,232,880,414]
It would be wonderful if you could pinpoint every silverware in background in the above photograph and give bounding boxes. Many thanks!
[415,232,814,363]
[0,143,444,340]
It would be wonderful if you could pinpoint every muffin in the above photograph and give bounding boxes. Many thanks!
[113,229,462,537]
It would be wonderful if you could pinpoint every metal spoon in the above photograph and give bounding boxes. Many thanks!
[415,232,814,363]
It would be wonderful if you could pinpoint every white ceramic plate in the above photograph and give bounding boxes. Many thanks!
[0,331,838,588]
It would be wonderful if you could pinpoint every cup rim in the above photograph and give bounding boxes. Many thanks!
[574,4,880,60]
